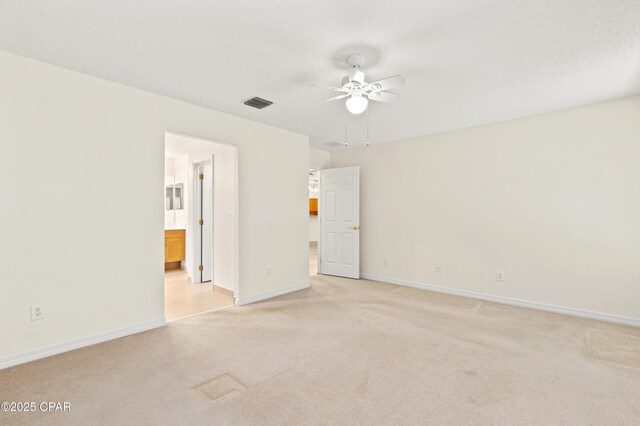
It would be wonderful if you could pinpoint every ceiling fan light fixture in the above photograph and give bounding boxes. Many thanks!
[346,94,368,114]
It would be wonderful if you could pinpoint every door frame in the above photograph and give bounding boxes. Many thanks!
[192,157,214,283]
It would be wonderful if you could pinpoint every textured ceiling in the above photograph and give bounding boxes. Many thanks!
[1,1,639,150]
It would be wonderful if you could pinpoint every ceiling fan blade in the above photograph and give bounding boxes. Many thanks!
[367,91,399,103]
[367,75,406,92]
[321,94,349,103]
[309,83,348,93]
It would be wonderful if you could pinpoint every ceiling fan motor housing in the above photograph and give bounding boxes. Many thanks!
[346,53,367,85]
[348,68,365,85]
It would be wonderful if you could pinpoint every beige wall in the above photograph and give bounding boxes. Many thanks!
[331,96,640,322]
[309,147,330,170]
[0,51,309,367]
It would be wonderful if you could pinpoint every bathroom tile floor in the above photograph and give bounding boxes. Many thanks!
[165,270,234,321]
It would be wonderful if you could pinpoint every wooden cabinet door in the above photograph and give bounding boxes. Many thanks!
[165,230,185,262]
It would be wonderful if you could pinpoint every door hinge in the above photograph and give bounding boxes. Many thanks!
[199,173,204,180]
[198,219,204,225]
[198,265,204,272]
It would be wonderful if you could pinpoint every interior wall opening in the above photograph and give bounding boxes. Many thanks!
[164,132,238,321]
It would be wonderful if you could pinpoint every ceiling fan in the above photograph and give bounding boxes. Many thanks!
[316,53,406,115]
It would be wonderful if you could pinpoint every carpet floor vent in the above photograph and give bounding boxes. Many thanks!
[193,374,246,402]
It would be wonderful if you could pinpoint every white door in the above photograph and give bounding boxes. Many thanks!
[319,166,360,279]
[196,161,213,282]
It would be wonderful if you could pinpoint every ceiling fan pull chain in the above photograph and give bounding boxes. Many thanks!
[344,104,348,147]
[366,106,370,147]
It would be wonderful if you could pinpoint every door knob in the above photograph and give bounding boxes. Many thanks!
[351,226,360,230]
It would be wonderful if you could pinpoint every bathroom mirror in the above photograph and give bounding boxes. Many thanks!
[165,183,184,211]
[165,171,184,212]
[165,175,175,211]
[173,184,183,210]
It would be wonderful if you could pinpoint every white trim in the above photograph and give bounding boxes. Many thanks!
[168,304,234,322]
[0,319,166,370]
[235,283,310,306]
[232,146,240,300]
[360,273,640,328]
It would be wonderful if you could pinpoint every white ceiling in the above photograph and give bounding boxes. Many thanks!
[1,1,639,150]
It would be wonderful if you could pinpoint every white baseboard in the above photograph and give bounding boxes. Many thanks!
[0,319,166,370]
[236,282,310,306]
[360,273,640,328]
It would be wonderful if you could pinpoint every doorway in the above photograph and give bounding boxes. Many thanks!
[317,166,361,279]
[309,169,319,276]
[164,132,239,321]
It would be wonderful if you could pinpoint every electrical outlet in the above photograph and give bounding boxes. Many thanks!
[31,305,44,321]
[435,264,442,273]
[266,267,272,276]
[383,258,389,266]
[496,271,505,282]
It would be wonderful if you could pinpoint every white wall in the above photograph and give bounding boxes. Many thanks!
[331,96,640,323]
[173,154,189,227]
[164,157,175,175]
[0,51,309,367]
[309,217,319,242]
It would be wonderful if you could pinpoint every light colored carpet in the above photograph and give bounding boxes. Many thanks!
[309,242,317,277]
[2,275,640,425]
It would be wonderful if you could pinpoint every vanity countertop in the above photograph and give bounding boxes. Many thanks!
[165,225,186,231]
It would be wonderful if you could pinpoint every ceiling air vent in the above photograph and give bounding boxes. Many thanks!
[323,141,344,147]
[243,97,273,109]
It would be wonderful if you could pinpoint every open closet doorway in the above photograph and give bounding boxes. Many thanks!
[308,149,331,277]
[164,132,238,321]
[308,169,319,276]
